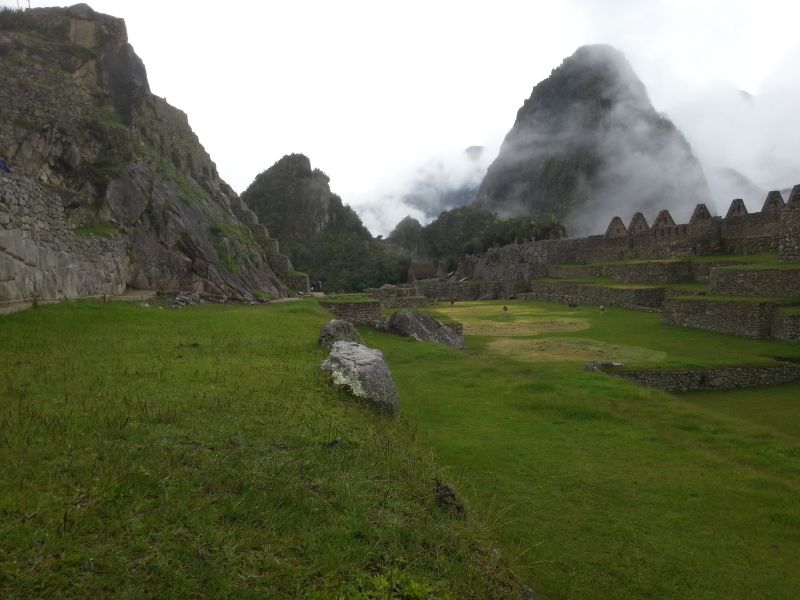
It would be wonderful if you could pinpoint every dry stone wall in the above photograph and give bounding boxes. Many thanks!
[319,300,384,326]
[604,364,800,392]
[521,282,665,310]
[0,174,126,302]
[415,280,503,301]
[709,267,800,297]
[772,311,800,342]
[605,262,693,284]
[661,298,780,338]
[780,204,800,262]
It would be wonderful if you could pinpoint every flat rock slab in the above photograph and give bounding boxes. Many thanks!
[388,309,464,349]
[318,319,362,350]
[321,341,399,417]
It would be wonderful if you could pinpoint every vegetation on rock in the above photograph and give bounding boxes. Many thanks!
[242,154,409,291]
[387,205,565,268]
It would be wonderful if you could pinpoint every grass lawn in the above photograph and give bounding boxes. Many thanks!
[0,301,516,599]
[362,299,800,598]
[680,382,800,438]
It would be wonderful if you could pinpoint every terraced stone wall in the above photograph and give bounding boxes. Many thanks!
[709,268,800,297]
[605,262,693,284]
[521,282,665,310]
[415,280,502,301]
[772,311,800,342]
[661,298,779,338]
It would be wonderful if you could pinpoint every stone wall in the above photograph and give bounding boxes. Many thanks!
[286,272,310,294]
[709,267,800,297]
[0,174,127,302]
[661,297,781,338]
[605,261,693,284]
[319,300,384,325]
[415,280,502,301]
[520,282,665,310]
[780,204,800,262]
[460,196,798,286]
[603,364,800,392]
[547,265,602,279]
[772,310,800,342]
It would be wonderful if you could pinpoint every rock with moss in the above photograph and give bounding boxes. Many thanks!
[318,319,363,350]
[321,341,400,417]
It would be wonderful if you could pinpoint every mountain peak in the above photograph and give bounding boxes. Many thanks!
[474,45,709,235]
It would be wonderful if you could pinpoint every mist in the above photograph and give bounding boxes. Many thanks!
[355,142,500,236]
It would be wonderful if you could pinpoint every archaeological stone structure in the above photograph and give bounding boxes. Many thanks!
[372,190,800,343]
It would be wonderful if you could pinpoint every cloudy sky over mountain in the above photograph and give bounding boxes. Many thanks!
[12,0,800,233]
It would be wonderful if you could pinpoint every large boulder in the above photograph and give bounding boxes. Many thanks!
[387,310,464,349]
[321,341,399,417]
[318,319,362,350]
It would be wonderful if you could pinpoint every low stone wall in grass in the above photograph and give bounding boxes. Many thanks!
[772,310,800,342]
[365,286,434,308]
[601,364,800,392]
[318,300,384,325]
[709,267,800,297]
[520,282,665,310]
[661,297,780,338]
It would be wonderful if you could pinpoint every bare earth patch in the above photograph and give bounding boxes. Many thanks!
[487,337,666,364]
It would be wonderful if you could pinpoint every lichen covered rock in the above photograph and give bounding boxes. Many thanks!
[321,341,399,417]
[387,310,464,349]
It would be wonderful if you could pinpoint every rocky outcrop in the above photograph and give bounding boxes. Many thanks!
[321,341,400,416]
[318,319,363,350]
[473,45,710,236]
[241,154,408,292]
[0,5,290,302]
[387,310,465,349]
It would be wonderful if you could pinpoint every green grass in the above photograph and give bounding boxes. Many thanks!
[0,301,516,598]
[681,382,800,437]
[431,300,800,369]
[361,300,800,599]
[72,221,117,239]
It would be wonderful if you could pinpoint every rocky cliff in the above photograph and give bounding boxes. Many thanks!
[473,45,710,236]
[0,5,290,303]
[241,154,408,291]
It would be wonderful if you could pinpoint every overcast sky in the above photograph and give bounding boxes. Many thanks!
[12,0,800,233]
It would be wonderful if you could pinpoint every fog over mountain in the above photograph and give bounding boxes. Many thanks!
[472,45,710,236]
